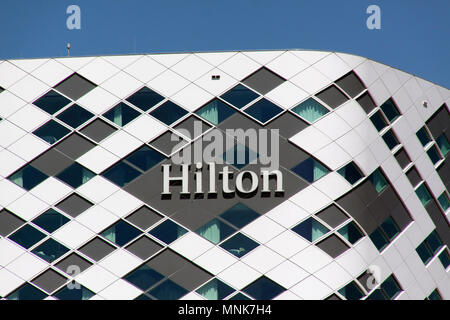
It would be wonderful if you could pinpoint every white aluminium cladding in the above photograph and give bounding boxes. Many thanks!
[0,49,448,301]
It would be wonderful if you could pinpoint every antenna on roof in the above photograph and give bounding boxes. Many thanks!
[67,43,71,57]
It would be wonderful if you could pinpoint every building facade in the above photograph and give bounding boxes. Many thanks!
[0,50,448,300]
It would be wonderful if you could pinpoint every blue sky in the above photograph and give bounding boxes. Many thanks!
[1,0,449,87]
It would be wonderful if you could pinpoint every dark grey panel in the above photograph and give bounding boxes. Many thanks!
[394,148,411,170]
[55,253,92,274]
[367,198,390,225]
[316,234,349,258]
[337,192,378,234]
[78,237,116,261]
[56,193,93,218]
[315,85,349,109]
[173,115,212,140]
[316,205,349,228]
[79,118,116,143]
[379,186,403,212]
[356,92,377,114]
[30,148,74,176]
[406,167,422,187]
[170,205,216,231]
[0,209,25,237]
[54,133,96,160]
[335,72,366,98]
[357,271,371,292]
[265,112,309,139]
[149,130,188,156]
[354,180,378,206]
[31,269,67,294]
[125,236,163,260]
[425,200,450,247]
[390,203,412,231]
[436,161,449,190]
[278,138,310,170]
[126,206,163,230]
[426,105,449,140]
[217,111,263,133]
[242,67,285,95]
[170,263,213,291]
[54,73,97,101]
[147,249,190,277]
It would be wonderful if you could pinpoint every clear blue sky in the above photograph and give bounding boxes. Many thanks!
[1,0,449,87]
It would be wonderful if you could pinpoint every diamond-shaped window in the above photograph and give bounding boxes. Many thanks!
[56,163,95,189]
[79,118,117,143]
[7,283,48,300]
[33,90,71,115]
[125,145,165,172]
[149,219,187,245]
[31,238,69,263]
[149,101,187,126]
[101,220,142,247]
[195,218,235,245]
[242,67,285,95]
[124,264,164,291]
[56,193,93,218]
[79,237,116,262]
[8,224,46,249]
[337,162,364,185]
[291,157,329,183]
[0,209,25,237]
[380,98,400,123]
[220,84,259,109]
[291,98,329,123]
[33,120,71,145]
[32,209,70,233]
[242,276,285,300]
[126,87,165,112]
[338,281,365,300]
[126,236,163,260]
[220,203,259,229]
[292,217,330,242]
[335,71,365,98]
[56,104,94,129]
[54,73,96,101]
[126,206,163,230]
[315,85,349,109]
[338,221,364,244]
[103,102,140,127]
[196,278,235,300]
[148,279,188,300]
[220,232,259,257]
[370,111,388,132]
[195,99,236,125]
[54,283,94,300]
[8,164,48,191]
[222,143,258,169]
[382,129,400,150]
[102,161,141,187]
[244,98,283,124]
[149,130,188,157]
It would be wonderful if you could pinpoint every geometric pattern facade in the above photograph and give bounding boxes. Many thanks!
[0,50,448,300]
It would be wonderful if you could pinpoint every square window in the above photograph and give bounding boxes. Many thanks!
[380,98,400,123]
[125,145,165,172]
[291,98,329,123]
[382,130,400,150]
[317,234,350,258]
[394,148,411,169]
[7,283,47,300]
[126,87,164,112]
[195,218,235,245]
[415,183,432,207]
[315,84,349,109]
[438,250,450,269]
[32,209,70,233]
[8,164,48,191]
[148,279,188,300]
[54,284,94,300]
[244,98,283,124]
[369,227,389,251]
[337,162,364,185]
[56,104,94,129]
[242,276,285,300]
[220,203,259,229]
[427,289,443,300]
[149,220,187,245]
[338,222,364,244]
[406,166,422,187]
[103,102,140,127]
[56,163,95,189]
[33,90,71,115]
[370,111,388,132]
[426,145,443,164]
[101,220,142,247]
[220,84,259,109]
[380,275,402,299]
[291,157,329,183]
[8,224,46,249]
[368,169,388,194]
[33,120,71,145]
[149,101,187,126]
[425,231,443,255]
[79,118,117,143]
[436,133,449,157]
[416,241,433,264]
[195,98,236,125]
[316,205,349,228]
[356,92,376,114]
[0,209,25,237]
[31,238,69,263]
[54,73,96,101]
[338,281,365,300]
[56,193,93,218]
[292,217,330,242]
[416,127,432,147]
[335,71,365,98]
[437,192,450,211]
[380,216,400,241]
[196,279,235,300]
[220,232,259,257]
[242,67,285,95]
[124,264,164,291]
[102,161,141,187]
